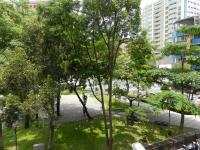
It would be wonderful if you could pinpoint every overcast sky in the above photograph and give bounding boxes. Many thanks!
[141,0,158,8]
[29,0,158,8]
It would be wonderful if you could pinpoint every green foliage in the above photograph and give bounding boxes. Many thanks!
[161,84,170,90]
[170,71,200,91]
[38,77,57,116]
[172,62,191,72]
[126,107,148,124]
[113,87,128,97]
[0,1,32,52]
[178,25,200,35]
[114,50,132,80]
[148,91,200,115]
[128,31,153,70]
[162,43,200,68]
[4,94,21,127]
[1,48,39,100]
[162,43,186,56]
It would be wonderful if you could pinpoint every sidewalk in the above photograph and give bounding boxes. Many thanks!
[58,95,102,122]
[58,94,200,130]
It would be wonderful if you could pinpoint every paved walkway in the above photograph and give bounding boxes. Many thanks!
[58,94,102,122]
[58,94,200,130]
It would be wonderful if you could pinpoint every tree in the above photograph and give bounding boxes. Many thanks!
[38,77,57,150]
[128,31,154,106]
[114,49,132,94]
[0,1,22,51]
[22,1,67,117]
[148,91,200,127]
[1,48,39,128]
[83,0,141,149]
[162,36,200,128]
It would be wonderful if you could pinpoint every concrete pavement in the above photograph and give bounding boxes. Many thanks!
[58,94,200,130]
[58,94,102,122]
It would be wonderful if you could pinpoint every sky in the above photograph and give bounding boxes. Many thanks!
[29,0,157,8]
[141,0,158,8]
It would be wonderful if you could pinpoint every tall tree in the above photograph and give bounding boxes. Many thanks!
[128,31,153,106]
[1,48,39,128]
[37,77,57,150]
[83,0,141,149]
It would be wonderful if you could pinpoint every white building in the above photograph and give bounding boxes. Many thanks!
[141,3,154,42]
[141,0,200,48]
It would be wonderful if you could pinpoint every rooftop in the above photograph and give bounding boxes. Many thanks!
[175,16,200,25]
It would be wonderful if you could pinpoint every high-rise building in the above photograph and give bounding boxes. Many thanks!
[141,3,154,42]
[141,0,200,48]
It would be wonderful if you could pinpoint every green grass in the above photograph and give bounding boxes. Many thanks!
[61,90,88,95]
[3,116,193,150]
[103,95,130,112]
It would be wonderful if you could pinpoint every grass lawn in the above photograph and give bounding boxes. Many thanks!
[3,116,193,150]
[103,95,130,112]
[61,90,88,95]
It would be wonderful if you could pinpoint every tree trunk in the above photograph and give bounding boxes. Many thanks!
[180,56,185,129]
[129,100,133,107]
[191,91,194,100]
[137,79,140,107]
[180,113,184,129]
[56,84,61,117]
[97,77,109,147]
[0,121,3,150]
[35,113,38,120]
[48,114,55,150]
[168,110,171,126]
[48,98,55,150]
[24,114,30,129]
[125,79,129,94]
[108,74,113,150]
[74,88,92,120]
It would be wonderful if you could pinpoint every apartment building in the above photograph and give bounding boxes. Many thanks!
[141,0,200,48]
[141,3,154,42]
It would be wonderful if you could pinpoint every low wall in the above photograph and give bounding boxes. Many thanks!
[145,131,200,150]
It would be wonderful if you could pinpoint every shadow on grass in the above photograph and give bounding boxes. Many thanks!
[3,124,48,150]
[3,116,192,150]
[55,116,106,150]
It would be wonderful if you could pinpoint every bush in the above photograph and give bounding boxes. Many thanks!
[126,107,148,125]
[161,84,170,90]
[113,87,128,97]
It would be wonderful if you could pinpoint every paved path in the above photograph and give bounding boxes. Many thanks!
[58,94,200,130]
[58,94,102,122]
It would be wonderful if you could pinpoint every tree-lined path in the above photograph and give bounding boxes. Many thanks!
[124,99,200,130]
[58,95,102,122]
[58,94,200,130]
